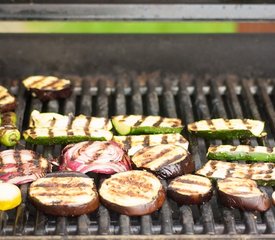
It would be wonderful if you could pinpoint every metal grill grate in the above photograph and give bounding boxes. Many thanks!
[1,72,275,239]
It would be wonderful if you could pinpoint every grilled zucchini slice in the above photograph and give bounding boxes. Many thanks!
[23,128,113,145]
[207,145,275,162]
[0,86,16,113]
[22,75,72,101]
[29,110,112,130]
[112,115,183,135]
[168,174,212,205]
[113,133,188,156]
[188,118,265,139]
[196,160,275,186]
[99,170,165,216]
[132,144,194,179]
[217,177,270,212]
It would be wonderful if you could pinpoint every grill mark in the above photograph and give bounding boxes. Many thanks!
[107,188,149,199]
[104,117,109,127]
[248,146,255,152]
[171,187,204,194]
[87,142,110,162]
[191,123,198,130]
[50,118,56,128]
[122,136,132,151]
[206,119,216,131]
[84,116,91,130]
[34,182,92,188]
[224,119,234,130]
[178,136,186,143]
[243,119,252,130]
[174,178,210,186]
[266,147,273,153]
[230,146,237,151]
[48,128,54,138]
[26,77,45,88]
[155,153,184,170]
[152,117,163,127]
[138,148,173,167]
[32,192,88,197]
[161,135,168,144]
[0,94,10,101]
[143,135,150,147]
[39,79,62,90]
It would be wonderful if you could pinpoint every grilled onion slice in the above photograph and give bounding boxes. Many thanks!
[167,174,212,205]
[217,177,271,212]
[131,144,194,179]
[29,171,99,217]
[99,170,165,216]
[22,75,72,101]
[0,86,16,113]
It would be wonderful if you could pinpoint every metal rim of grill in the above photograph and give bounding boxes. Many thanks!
[0,72,275,239]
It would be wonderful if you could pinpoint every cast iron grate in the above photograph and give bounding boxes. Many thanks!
[0,72,275,239]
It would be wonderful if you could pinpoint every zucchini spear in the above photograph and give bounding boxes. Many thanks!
[196,160,275,186]
[188,118,265,139]
[207,145,275,162]
[23,128,113,145]
[112,115,183,135]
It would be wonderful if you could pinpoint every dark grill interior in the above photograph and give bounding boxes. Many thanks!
[1,72,275,238]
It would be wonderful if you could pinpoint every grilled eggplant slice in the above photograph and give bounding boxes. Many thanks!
[0,149,49,185]
[207,145,275,162]
[22,75,72,101]
[99,170,165,216]
[217,177,270,212]
[113,133,189,156]
[29,171,99,217]
[112,115,183,135]
[188,118,265,139]
[132,144,194,179]
[29,110,112,130]
[23,128,113,145]
[0,86,16,113]
[167,174,212,205]
[196,160,275,186]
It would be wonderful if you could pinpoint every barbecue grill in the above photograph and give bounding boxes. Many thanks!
[1,1,275,239]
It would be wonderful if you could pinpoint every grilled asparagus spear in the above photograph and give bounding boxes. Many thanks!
[188,118,265,139]
[207,145,275,162]
[112,115,183,135]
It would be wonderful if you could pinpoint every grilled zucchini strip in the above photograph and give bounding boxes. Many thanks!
[188,118,265,139]
[112,115,183,135]
[196,160,275,186]
[113,133,189,156]
[23,128,113,145]
[207,145,275,162]
[0,112,20,146]
[29,110,112,130]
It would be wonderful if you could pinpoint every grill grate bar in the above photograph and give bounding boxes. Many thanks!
[131,75,143,115]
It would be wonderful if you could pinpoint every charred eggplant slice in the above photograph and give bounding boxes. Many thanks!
[167,174,212,205]
[23,128,113,145]
[196,160,275,186]
[22,75,72,101]
[112,115,183,135]
[29,110,112,130]
[29,171,99,217]
[217,177,271,212]
[113,133,189,156]
[188,118,265,139]
[207,145,275,162]
[131,144,194,179]
[0,86,16,113]
[99,170,165,216]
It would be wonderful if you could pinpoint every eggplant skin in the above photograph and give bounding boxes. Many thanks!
[100,186,165,216]
[28,171,100,217]
[29,84,72,102]
[217,189,271,212]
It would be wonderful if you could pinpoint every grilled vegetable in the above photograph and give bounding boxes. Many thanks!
[272,192,275,205]
[22,75,72,101]
[0,126,20,147]
[0,149,49,185]
[99,170,165,216]
[29,110,112,130]
[217,177,271,212]
[132,144,194,179]
[29,171,99,217]
[0,183,22,211]
[207,145,275,162]
[23,128,113,145]
[60,141,131,174]
[112,115,183,135]
[167,174,212,205]
[113,133,189,156]
[188,118,265,139]
[196,160,275,186]
[0,86,16,113]
[1,112,17,127]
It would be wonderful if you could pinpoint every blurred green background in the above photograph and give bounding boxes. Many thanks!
[0,21,237,33]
